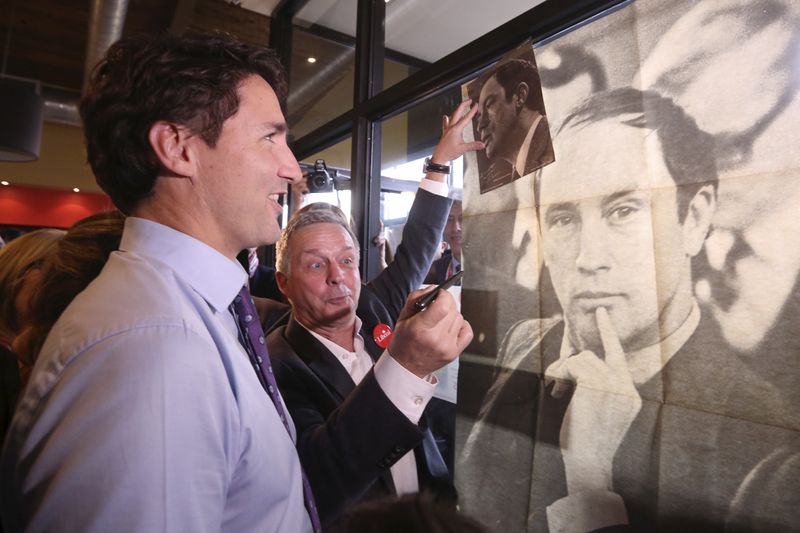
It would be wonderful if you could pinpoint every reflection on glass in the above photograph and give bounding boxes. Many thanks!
[288,26,354,139]
[288,1,546,124]
[381,191,416,223]
[381,88,464,195]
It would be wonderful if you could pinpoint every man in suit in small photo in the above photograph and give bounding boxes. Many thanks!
[267,101,482,527]
[474,58,555,193]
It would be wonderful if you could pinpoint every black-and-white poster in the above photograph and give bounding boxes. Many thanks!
[464,40,555,195]
[456,0,800,531]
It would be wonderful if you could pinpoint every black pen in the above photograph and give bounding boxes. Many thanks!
[414,270,464,311]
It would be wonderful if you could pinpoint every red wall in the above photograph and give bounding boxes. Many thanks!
[0,184,114,228]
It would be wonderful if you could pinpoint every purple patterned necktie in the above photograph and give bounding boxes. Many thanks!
[232,286,322,532]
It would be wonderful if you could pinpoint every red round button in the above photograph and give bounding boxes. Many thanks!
[372,323,393,349]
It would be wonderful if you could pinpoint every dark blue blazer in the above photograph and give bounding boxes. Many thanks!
[267,190,455,525]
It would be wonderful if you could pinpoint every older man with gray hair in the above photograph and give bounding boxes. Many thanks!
[267,101,482,527]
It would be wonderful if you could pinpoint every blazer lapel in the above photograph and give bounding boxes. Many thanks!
[285,317,356,402]
[286,316,402,495]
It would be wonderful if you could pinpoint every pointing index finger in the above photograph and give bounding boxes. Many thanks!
[595,307,627,375]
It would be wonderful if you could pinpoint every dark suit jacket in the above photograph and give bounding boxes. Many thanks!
[459,311,796,532]
[424,250,460,286]
[512,114,554,180]
[267,189,455,525]
[0,344,21,448]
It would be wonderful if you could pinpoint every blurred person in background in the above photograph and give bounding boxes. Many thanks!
[12,212,125,375]
[425,201,462,285]
[0,229,64,443]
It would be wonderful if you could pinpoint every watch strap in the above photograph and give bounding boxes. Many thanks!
[424,157,450,175]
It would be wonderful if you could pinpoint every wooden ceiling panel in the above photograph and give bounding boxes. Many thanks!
[123,0,177,38]
[1,0,90,90]
[0,0,275,93]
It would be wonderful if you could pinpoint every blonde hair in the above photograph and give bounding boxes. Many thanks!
[0,229,65,341]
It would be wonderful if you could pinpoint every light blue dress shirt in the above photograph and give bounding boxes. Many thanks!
[1,217,312,533]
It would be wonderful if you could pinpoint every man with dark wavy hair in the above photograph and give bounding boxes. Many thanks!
[0,32,470,533]
[0,31,312,533]
[476,58,554,190]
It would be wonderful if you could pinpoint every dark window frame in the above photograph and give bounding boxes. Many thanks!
[272,0,630,279]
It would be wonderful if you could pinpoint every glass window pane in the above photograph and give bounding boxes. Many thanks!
[383,55,422,94]
[379,90,465,269]
[289,2,357,139]
[381,88,463,190]
[383,0,546,90]
[290,0,545,95]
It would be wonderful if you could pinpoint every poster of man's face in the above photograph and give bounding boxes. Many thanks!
[466,40,555,194]
[538,90,716,356]
[455,1,800,532]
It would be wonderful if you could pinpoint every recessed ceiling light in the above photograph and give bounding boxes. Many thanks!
[0,180,8,186]
[385,0,391,3]
[73,187,80,192]
[307,57,317,64]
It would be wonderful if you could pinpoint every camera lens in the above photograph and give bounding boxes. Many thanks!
[312,172,328,189]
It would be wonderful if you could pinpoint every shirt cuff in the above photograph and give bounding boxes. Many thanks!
[374,351,436,424]
[419,178,449,198]
[546,490,628,532]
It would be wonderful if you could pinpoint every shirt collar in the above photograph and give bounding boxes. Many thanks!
[119,217,248,313]
[559,299,701,385]
[514,113,544,177]
[302,315,364,354]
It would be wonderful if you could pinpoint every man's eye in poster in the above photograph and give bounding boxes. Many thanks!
[455,1,800,532]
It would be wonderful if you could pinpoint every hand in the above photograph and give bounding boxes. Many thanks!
[387,287,473,378]
[428,100,485,171]
[372,230,387,269]
[545,307,642,493]
[371,220,386,249]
